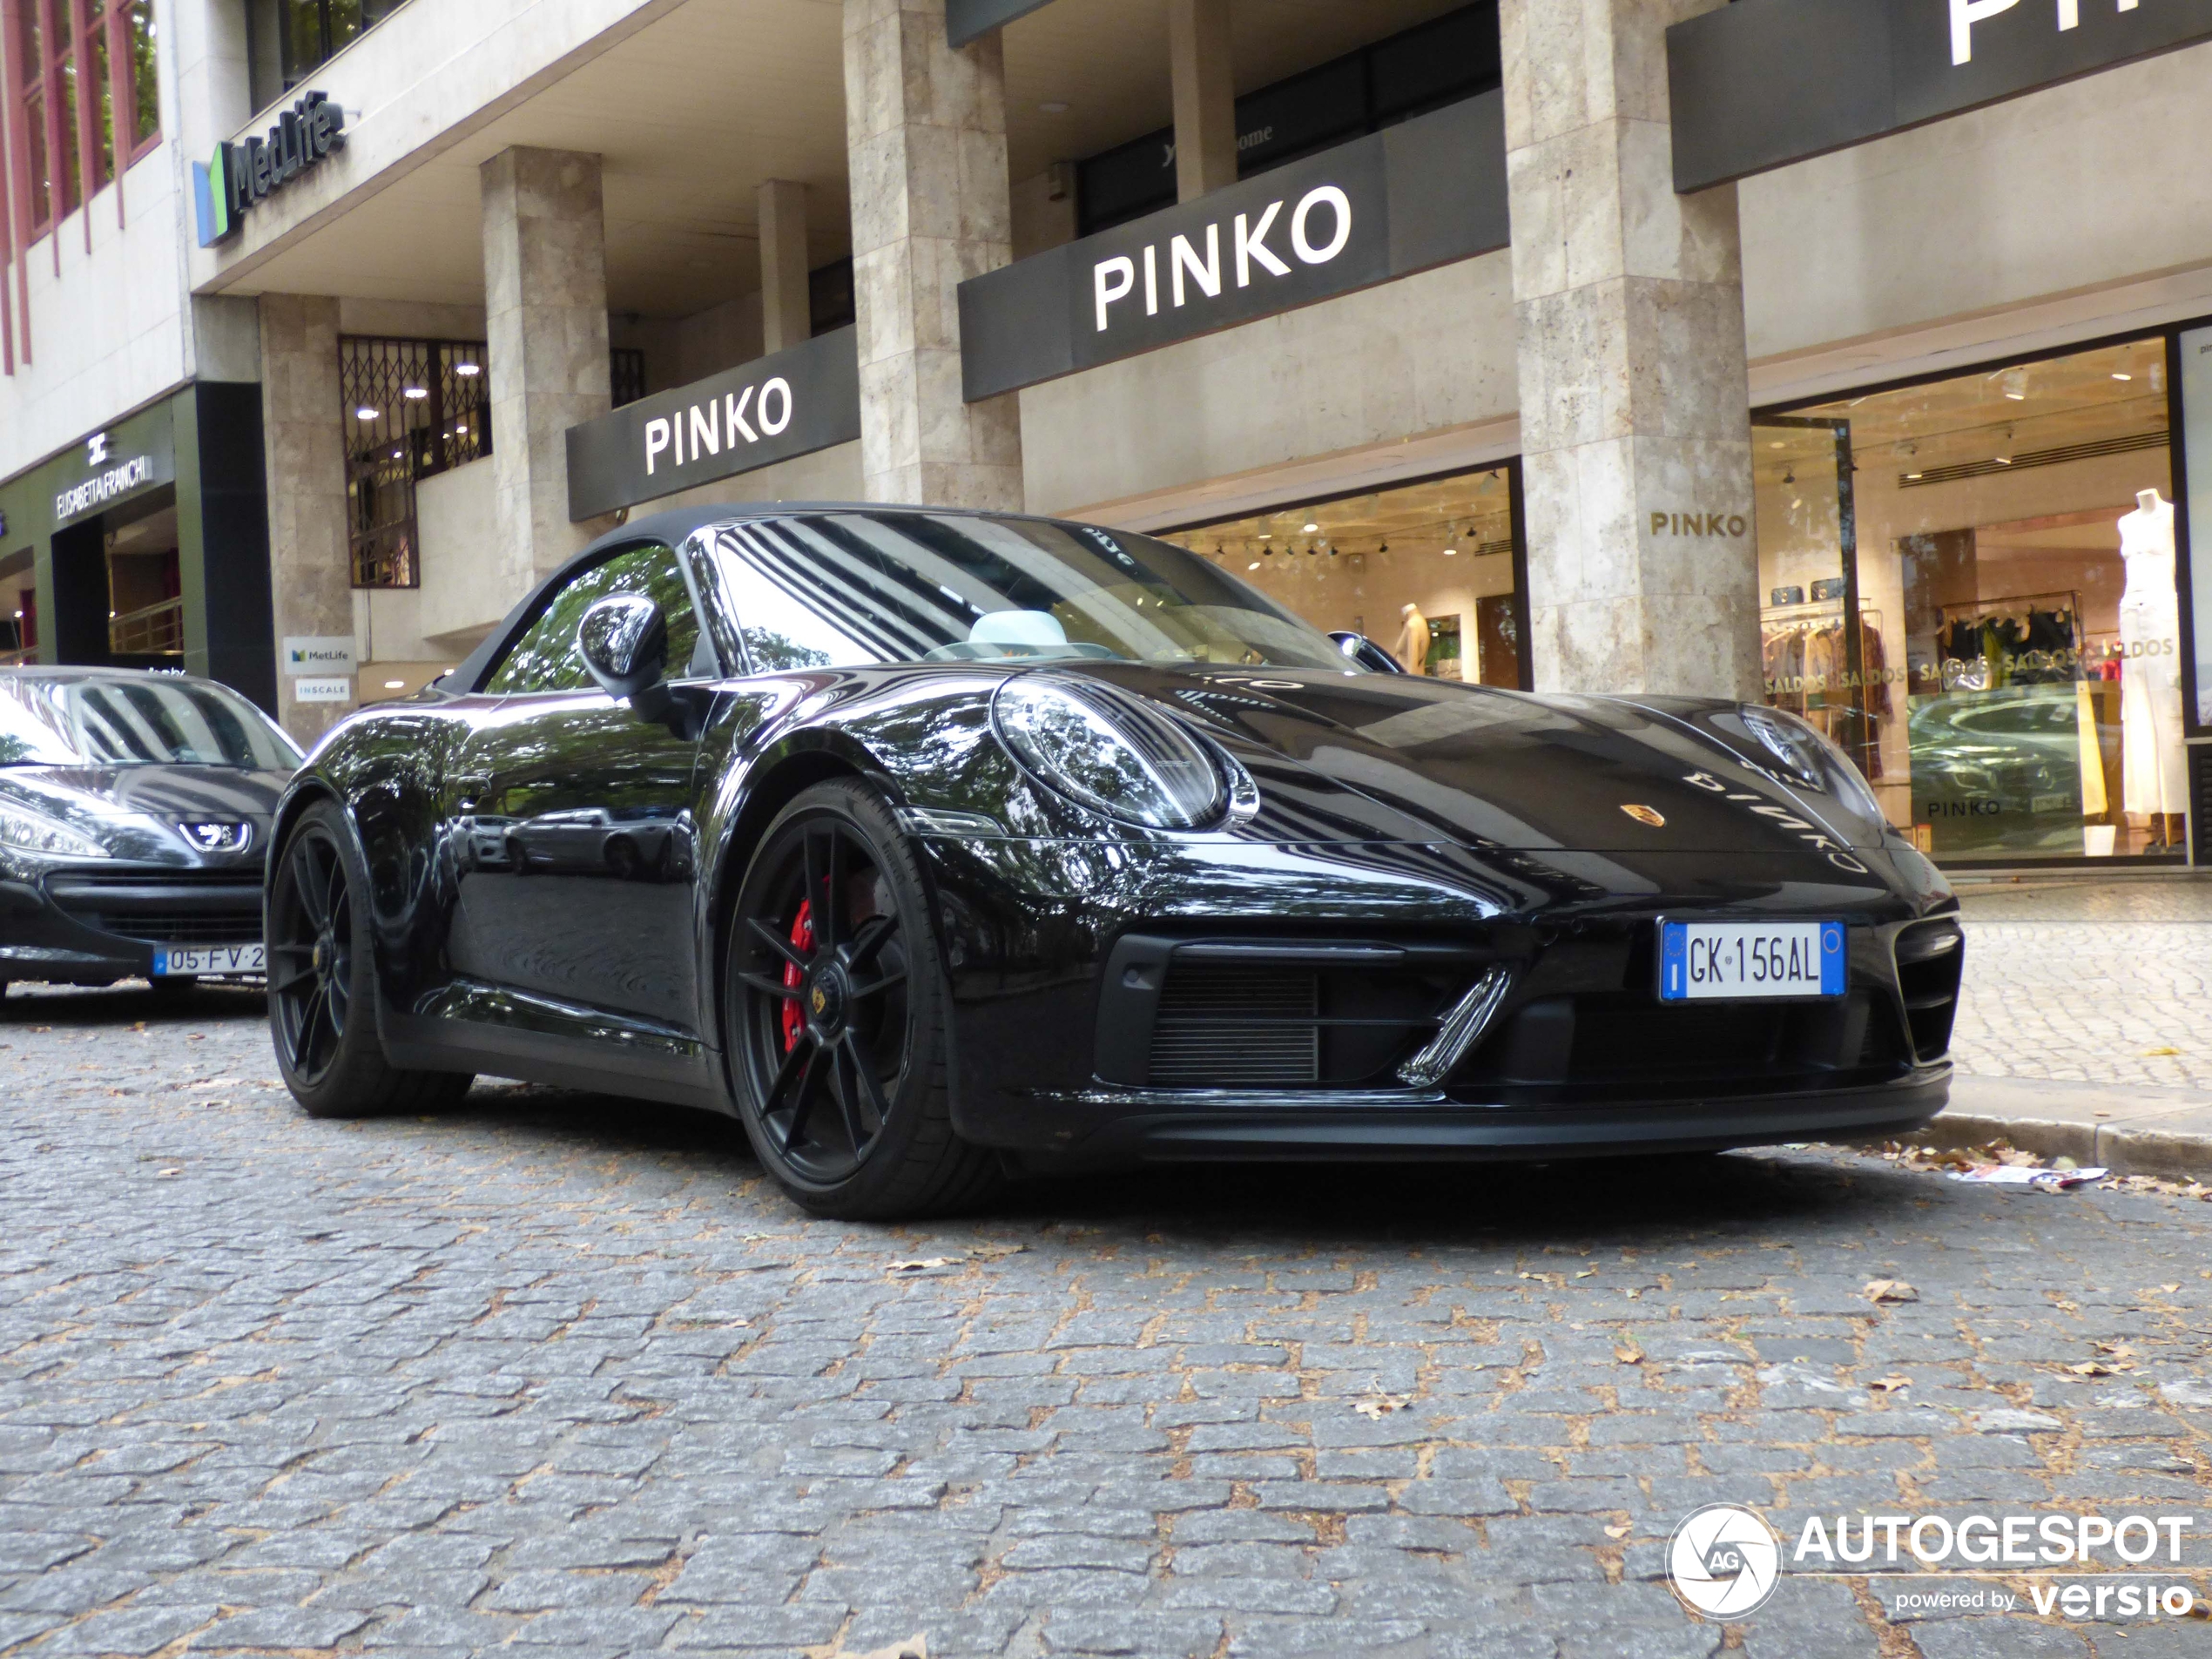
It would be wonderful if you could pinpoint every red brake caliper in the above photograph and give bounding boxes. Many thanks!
[779,900,814,1053]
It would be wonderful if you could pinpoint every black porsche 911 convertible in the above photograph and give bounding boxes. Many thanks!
[267,504,1963,1217]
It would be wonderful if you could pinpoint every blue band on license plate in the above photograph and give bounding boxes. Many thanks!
[1660,920,1846,1002]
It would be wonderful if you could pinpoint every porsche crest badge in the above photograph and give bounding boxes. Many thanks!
[1621,805,1667,829]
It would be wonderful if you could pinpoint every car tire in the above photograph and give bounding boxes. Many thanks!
[725,779,1001,1220]
[268,799,475,1120]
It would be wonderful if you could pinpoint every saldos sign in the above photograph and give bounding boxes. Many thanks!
[564,327,861,522]
[1669,0,2212,192]
[193,91,347,248]
[958,92,1507,401]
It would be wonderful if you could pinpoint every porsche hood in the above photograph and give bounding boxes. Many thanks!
[1051,665,1883,860]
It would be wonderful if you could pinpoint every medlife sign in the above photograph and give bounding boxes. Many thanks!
[959,92,1508,401]
[1668,0,2212,191]
[563,327,862,523]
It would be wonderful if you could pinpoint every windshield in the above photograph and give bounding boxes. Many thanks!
[709,512,1356,672]
[0,677,303,770]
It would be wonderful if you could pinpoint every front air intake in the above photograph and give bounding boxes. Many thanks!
[1894,920,1966,1063]
[1148,965,1320,1089]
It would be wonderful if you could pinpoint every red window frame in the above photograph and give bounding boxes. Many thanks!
[0,0,158,246]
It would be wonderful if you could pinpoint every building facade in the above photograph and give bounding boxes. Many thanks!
[2,0,2208,873]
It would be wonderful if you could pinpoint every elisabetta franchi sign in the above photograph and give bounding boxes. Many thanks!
[958,93,1508,401]
[1669,0,2212,191]
[563,327,861,521]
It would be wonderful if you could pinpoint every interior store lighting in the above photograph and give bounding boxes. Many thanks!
[384,679,407,690]
[2114,372,2133,381]
[404,387,428,400]
[455,363,482,376]
[356,407,381,421]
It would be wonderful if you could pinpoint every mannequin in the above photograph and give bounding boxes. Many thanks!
[1395,604,1433,676]
[2116,489,2186,844]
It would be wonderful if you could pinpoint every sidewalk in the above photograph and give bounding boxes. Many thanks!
[1911,873,2212,1179]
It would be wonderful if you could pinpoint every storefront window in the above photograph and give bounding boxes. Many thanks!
[2182,323,2212,734]
[1157,467,1527,686]
[1756,337,2184,863]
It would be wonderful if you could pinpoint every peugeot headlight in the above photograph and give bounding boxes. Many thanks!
[994,677,1245,830]
[1735,705,1884,821]
[0,799,111,862]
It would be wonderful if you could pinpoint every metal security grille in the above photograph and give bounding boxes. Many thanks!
[2194,745,2212,868]
[340,337,494,590]
[612,348,646,409]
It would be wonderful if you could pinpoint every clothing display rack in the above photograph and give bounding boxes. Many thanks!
[1759,600,1890,778]
[1936,590,2082,688]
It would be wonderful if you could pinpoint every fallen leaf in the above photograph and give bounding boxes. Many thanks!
[1604,1523,1632,1540]
[156,1169,180,1178]
[1614,1343,1645,1366]
[1864,1279,1919,1305]
[2093,1340,2134,1358]
[2143,1046,2182,1057]
[1352,1393,1412,1420]
[965,1243,1028,1260]
[2069,1360,2115,1378]
[2159,1284,2181,1294]
[1624,1287,1642,1301]
[1868,1375,1912,1394]
[1575,1269,1597,1279]
[887,1258,958,1274]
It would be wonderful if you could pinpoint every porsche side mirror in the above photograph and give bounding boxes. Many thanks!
[1330,631,1406,675]
[578,593,669,702]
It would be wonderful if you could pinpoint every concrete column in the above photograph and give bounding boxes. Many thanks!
[759,180,813,354]
[257,294,354,745]
[1170,0,1237,202]
[1502,0,1759,699]
[481,147,614,590]
[843,0,1023,509]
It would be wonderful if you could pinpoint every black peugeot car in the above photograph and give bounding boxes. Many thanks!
[266,505,1964,1218]
[0,667,300,995]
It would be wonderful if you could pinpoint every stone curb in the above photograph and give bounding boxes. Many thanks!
[1902,1074,2212,1184]
[1911,1113,2212,1183]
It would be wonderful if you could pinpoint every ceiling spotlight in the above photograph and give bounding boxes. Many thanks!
[2001,369,2027,401]
[1768,441,1785,449]
[1247,561,1261,571]
[383,679,406,691]
[2113,372,2134,382]
[1783,468,1797,486]
[1303,522,1318,533]
[1993,455,2013,466]
[1443,547,1458,557]
[455,424,469,435]
[356,407,381,421]
[1257,532,1271,540]
[455,363,482,377]
[1379,542,1389,555]
[403,387,428,400]
[1905,472,1925,481]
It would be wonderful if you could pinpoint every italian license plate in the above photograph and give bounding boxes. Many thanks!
[152,944,266,977]
[1659,921,1844,1002]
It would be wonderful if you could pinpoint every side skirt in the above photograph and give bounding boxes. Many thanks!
[382,979,731,1113]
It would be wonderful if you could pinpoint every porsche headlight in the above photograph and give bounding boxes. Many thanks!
[993,677,1238,830]
[0,799,111,862]
[1737,706,1884,821]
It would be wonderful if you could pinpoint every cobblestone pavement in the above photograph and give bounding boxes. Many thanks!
[3,980,2210,1659]
[1951,877,2212,1091]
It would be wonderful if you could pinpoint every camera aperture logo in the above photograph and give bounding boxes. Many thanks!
[1669,1504,1783,1618]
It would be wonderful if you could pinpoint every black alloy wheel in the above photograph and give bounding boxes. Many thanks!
[270,823,354,1088]
[727,781,1000,1218]
[267,800,473,1118]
